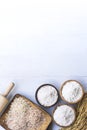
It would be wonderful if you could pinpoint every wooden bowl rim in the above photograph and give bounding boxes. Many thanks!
[60,80,84,104]
[52,104,76,127]
[35,84,59,108]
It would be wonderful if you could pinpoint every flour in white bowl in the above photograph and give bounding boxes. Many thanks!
[61,81,84,103]
[53,105,76,127]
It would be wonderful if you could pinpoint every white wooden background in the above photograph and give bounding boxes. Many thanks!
[0,0,87,129]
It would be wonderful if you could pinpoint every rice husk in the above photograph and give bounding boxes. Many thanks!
[61,93,87,130]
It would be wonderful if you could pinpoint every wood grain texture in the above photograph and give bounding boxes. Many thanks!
[0,94,52,130]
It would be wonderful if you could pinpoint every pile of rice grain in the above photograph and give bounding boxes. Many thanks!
[61,93,87,130]
[5,97,45,130]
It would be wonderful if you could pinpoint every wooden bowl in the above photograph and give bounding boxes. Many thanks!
[35,84,59,108]
[60,80,84,104]
[53,104,76,127]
